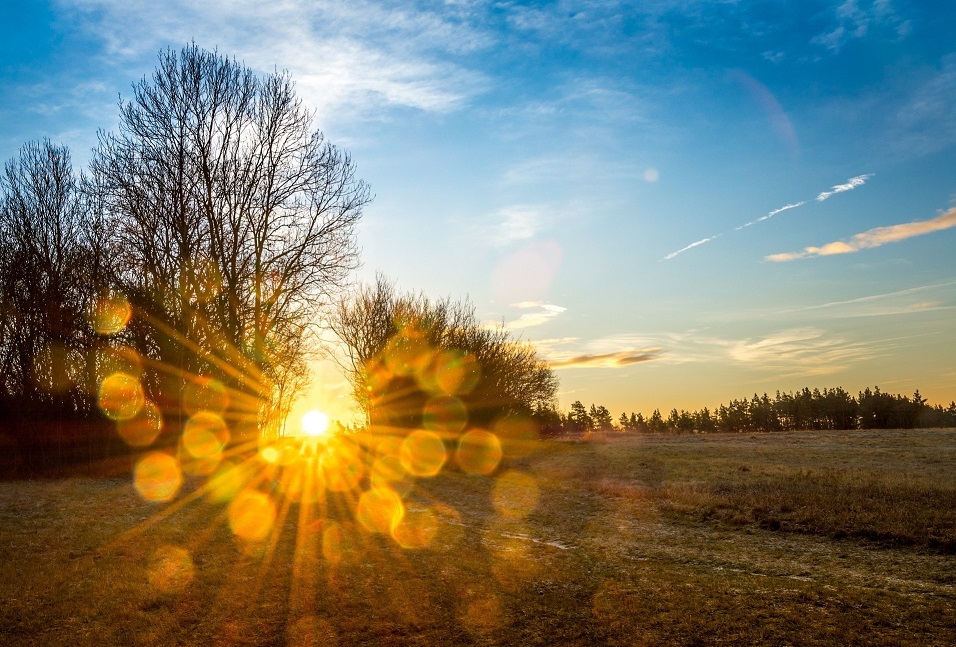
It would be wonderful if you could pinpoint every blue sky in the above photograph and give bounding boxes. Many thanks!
[2,0,954,422]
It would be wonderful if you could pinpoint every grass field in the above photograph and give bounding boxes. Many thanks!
[1,428,955,645]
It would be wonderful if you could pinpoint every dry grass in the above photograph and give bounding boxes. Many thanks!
[1,428,955,645]
[661,468,956,550]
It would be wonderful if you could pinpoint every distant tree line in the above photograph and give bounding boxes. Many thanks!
[540,387,956,437]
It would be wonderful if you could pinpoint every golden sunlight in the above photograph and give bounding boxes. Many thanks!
[301,409,331,437]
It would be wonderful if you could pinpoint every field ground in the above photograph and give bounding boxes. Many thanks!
[1,428,955,645]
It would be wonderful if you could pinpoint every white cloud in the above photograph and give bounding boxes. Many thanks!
[549,349,663,369]
[559,326,884,377]
[56,0,490,128]
[766,207,956,261]
[812,0,908,53]
[536,335,664,369]
[505,303,566,330]
[816,173,873,201]
[725,327,876,376]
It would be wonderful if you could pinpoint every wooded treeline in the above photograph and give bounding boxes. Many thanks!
[545,387,956,437]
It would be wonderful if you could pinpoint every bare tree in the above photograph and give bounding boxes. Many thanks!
[91,45,370,440]
[0,139,114,467]
[0,140,92,406]
[330,274,558,431]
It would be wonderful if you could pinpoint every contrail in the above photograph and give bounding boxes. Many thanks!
[662,234,721,261]
[735,201,805,230]
[662,174,873,260]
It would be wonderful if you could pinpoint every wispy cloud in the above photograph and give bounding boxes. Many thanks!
[549,349,663,369]
[57,0,489,128]
[663,174,872,260]
[543,325,880,377]
[505,303,566,330]
[772,280,956,318]
[725,327,880,377]
[662,234,721,260]
[812,0,910,54]
[766,207,956,262]
[816,173,873,201]
[889,54,956,156]
[533,335,664,369]
[483,205,544,247]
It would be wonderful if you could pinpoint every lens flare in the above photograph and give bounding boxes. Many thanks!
[423,395,468,434]
[383,329,432,377]
[356,485,405,534]
[116,399,163,447]
[456,429,503,475]
[400,430,447,477]
[491,240,563,304]
[90,293,132,335]
[391,506,439,549]
[363,358,393,396]
[182,411,229,458]
[278,460,324,503]
[260,445,281,464]
[259,439,299,466]
[370,438,413,495]
[147,545,194,593]
[320,440,365,492]
[134,452,182,502]
[369,452,403,482]
[429,350,480,395]
[228,489,276,542]
[92,345,142,386]
[206,460,245,503]
[98,372,145,421]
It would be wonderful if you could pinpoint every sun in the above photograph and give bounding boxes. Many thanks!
[300,409,330,438]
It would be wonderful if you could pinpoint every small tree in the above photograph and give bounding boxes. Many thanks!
[330,274,558,433]
[590,404,613,432]
[567,400,592,437]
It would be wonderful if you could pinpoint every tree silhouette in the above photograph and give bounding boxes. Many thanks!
[90,44,370,441]
[0,140,112,465]
[330,274,558,434]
